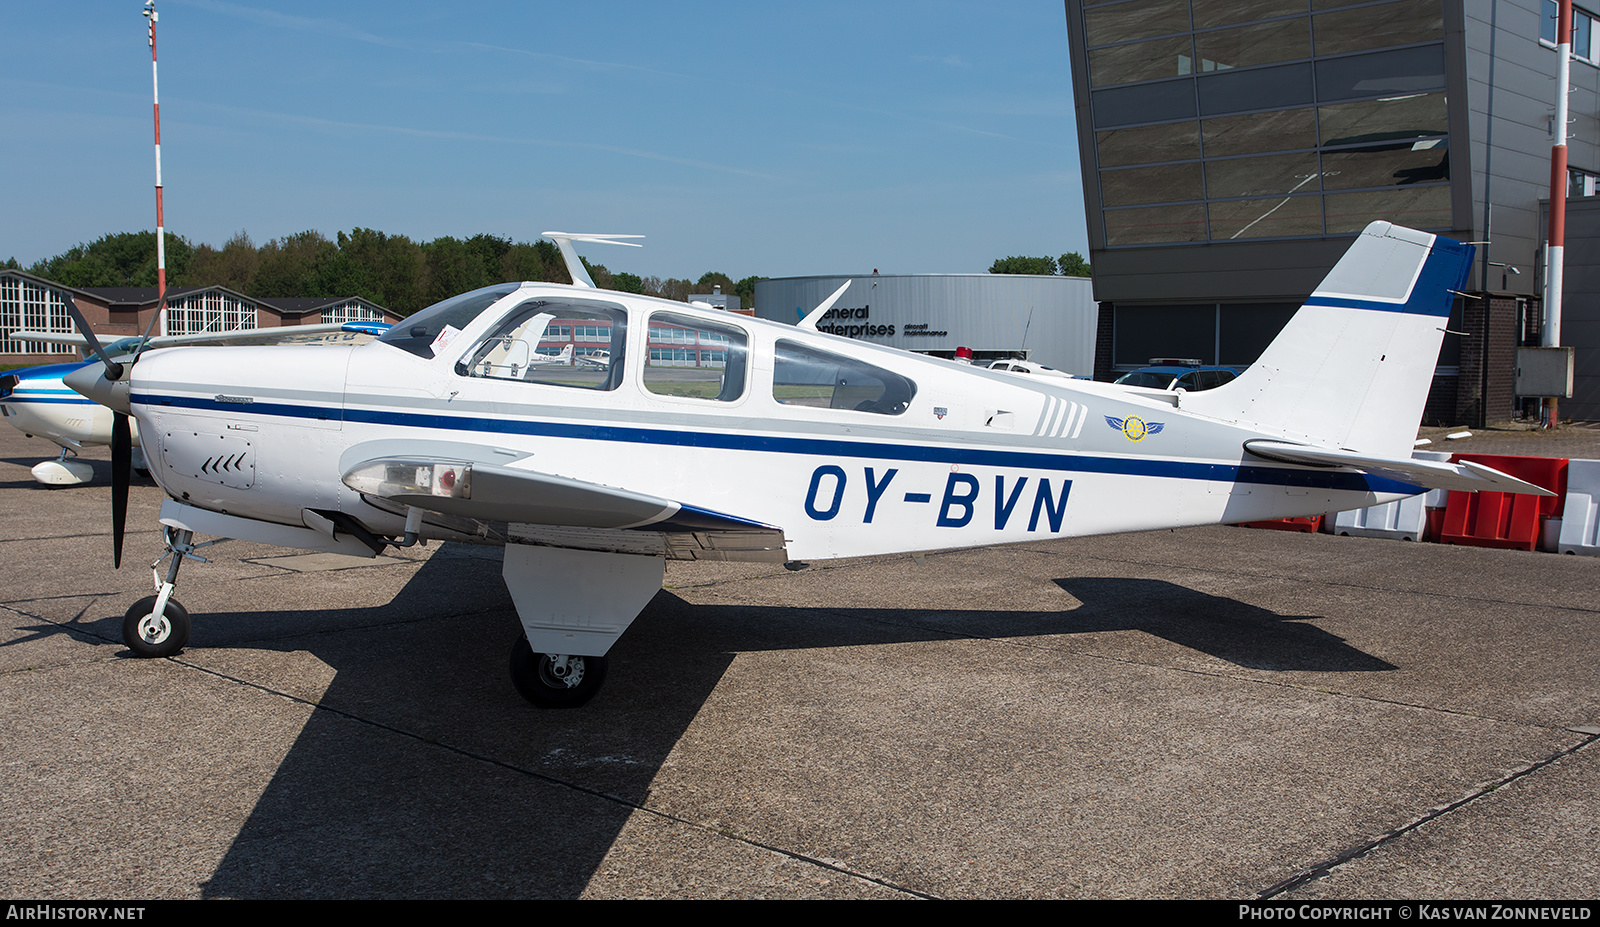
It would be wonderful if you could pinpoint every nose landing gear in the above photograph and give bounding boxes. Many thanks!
[121,526,217,658]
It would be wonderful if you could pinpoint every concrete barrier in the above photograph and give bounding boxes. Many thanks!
[1329,450,1450,542]
[1557,458,1600,555]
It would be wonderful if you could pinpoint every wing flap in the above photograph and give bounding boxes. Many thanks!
[1243,440,1557,497]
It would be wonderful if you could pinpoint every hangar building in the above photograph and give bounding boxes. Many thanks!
[754,274,1097,376]
[1063,0,1600,422]
[0,269,398,366]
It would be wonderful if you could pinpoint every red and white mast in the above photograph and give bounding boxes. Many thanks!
[143,1,167,337]
[1544,0,1572,427]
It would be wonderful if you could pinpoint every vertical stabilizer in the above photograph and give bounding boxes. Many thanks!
[1181,222,1473,458]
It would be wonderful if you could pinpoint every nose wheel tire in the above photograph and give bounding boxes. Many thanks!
[509,636,607,709]
[122,595,190,658]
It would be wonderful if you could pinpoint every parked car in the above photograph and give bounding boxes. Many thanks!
[1114,363,1239,391]
[986,358,1082,380]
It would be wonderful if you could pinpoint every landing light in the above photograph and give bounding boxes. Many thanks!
[343,460,473,499]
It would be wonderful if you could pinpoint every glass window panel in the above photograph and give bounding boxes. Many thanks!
[1096,121,1201,167]
[1208,193,1325,239]
[1542,0,1558,44]
[1089,35,1196,86]
[1191,0,1307,30]
[1313,0,1444,57]
[1101,162,1205,206]
[1103,203,1209,245]
[1084,0,1192,46]
[1206,152,1322,198]
[1324,186,1452,233]
[772,341,917,415]
[1202,108,1316,157]
[1197,62,1314,115]
[1576,9,1594,61]
[1317,93,1447,147]
[1320,139,1449,190]
[461,301,627,391]
[1091,80,1198,127]
[1194,19,1311,71]
[380,283,520,359]
[644,311,748,401]
[1219,303,1297,366]
[1114,304,1217,366]
[1313,45,1446,103]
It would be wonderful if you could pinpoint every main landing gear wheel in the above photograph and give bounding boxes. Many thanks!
[122,595,190,658]
[509,636,607,709]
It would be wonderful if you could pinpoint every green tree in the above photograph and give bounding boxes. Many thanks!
[253,230,339,298]
[696,271,736,292]
[988,255,1057,276]
[421,236,492,307]
[735,275,765,309]
[1058,252,1092,277]
[188,231,262,292]
[610,271,645,294]
[31,231,195,289]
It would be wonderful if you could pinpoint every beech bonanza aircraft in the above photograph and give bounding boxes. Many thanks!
[1,323,387,485]
[64,224,1551,708]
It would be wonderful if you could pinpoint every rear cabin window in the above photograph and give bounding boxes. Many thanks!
[772,340,916,415]
[458,300,627,391]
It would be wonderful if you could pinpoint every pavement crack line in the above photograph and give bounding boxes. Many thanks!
[168,656,937,900]
[1256,731,1600,898]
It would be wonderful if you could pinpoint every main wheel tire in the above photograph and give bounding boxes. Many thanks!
[509,636,607,709]
[122,595,191,658]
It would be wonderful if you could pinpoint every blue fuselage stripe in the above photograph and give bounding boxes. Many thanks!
[3,395,94,405]
[133,391,1422,496]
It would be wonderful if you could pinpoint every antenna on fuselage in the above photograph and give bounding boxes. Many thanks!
[541,232,644,288]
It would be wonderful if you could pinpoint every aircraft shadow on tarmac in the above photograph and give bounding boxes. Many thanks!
[2,531,1400,897]
[0,545,1368,898]
[4,540,1399,898]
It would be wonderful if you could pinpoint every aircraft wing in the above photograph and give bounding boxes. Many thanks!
[9,321,387,350]
[1243,440,1557,497]
[343,457,789,562]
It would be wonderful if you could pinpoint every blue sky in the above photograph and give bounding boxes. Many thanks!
[4,1,1086,280]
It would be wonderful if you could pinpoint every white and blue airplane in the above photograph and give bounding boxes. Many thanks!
[1,323,389,485]
[65,224,1550,708]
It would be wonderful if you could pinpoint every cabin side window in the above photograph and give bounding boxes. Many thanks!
[458,300,627,390]
[643,312,749,402]
[772,340,916,415]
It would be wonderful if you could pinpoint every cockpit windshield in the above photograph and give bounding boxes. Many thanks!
[376,283,521,359]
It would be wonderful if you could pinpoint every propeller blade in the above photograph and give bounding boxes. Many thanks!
[111,412,131,569]
[58,292,124,381]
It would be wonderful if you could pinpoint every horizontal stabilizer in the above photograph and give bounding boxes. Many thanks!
[1243,440,1557,497]
[541,232,645,289]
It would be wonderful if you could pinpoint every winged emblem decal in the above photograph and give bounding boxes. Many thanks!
[1104,415,1164,442]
